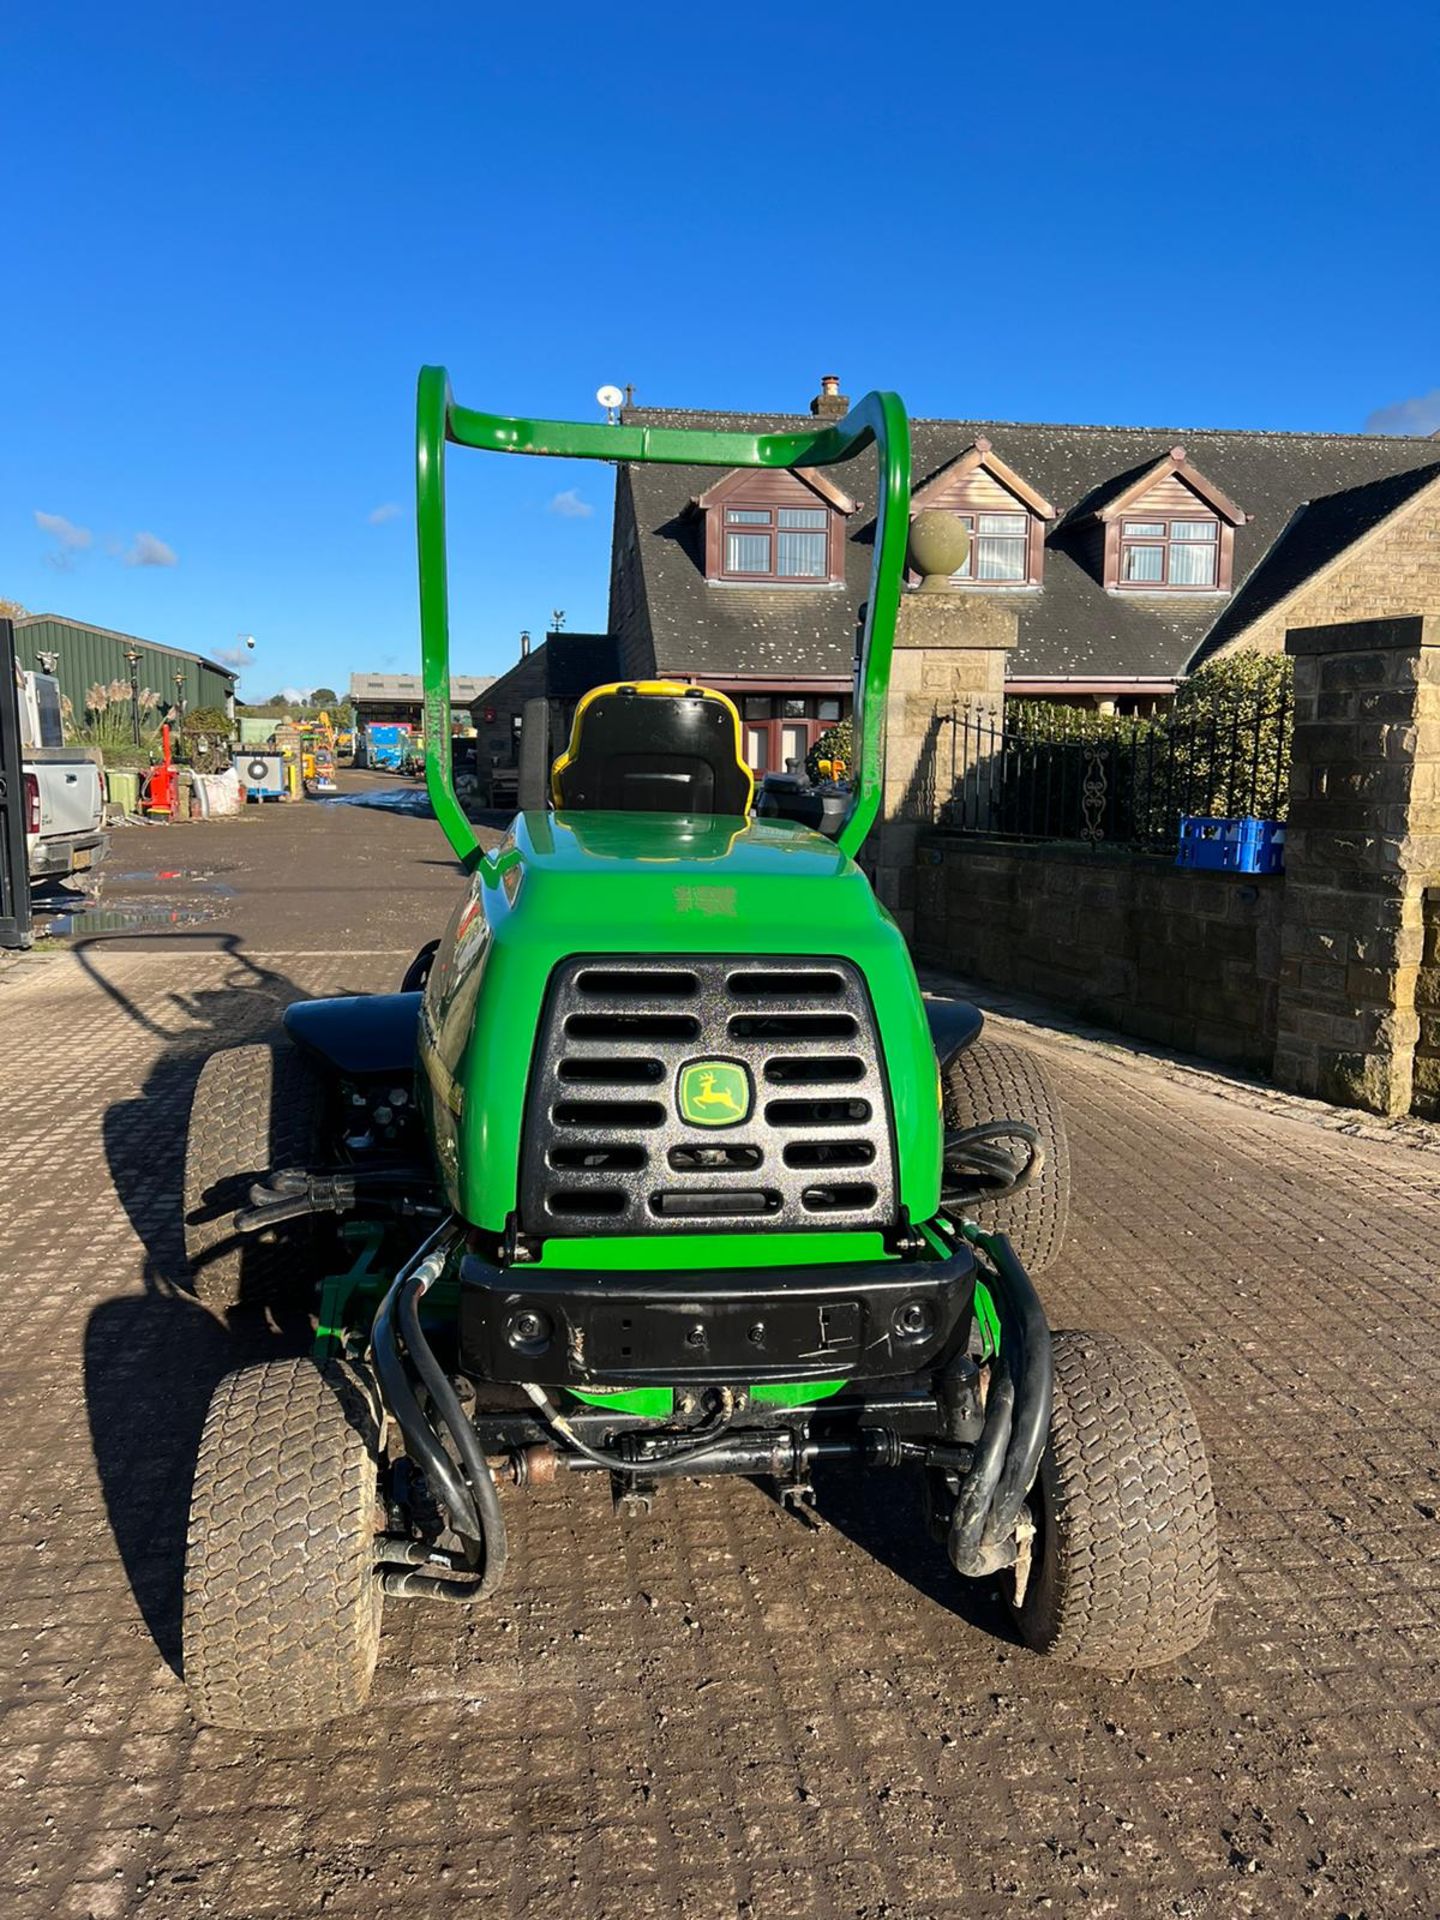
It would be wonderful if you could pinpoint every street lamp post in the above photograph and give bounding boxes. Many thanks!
[123,646,142,746]
[174,668,186,723]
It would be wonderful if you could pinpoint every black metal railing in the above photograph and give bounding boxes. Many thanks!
[942,691,1292,853]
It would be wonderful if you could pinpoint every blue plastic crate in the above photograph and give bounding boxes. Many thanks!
[1176,815,1285,874]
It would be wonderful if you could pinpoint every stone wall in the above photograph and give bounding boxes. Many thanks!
[1416,889,1440,1120]
[913,836,1283,1069]
[869,594,1016,936]
[1272,615,1440,1114]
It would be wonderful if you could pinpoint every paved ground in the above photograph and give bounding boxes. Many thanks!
[2,779,1438,1919]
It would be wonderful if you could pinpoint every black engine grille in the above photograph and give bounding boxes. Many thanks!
[518,955,897,1237]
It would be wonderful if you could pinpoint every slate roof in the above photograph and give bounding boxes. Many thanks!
[620,409,1440,682]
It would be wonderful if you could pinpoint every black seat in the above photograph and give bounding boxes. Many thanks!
[550,681,754,815]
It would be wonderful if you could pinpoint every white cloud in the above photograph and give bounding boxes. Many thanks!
[124,531,178,568]
[279,686,308,704]
[212,644,251,670]
[35,509,93,571]
[368,501,403,524]
[1364,389,1440,437]
[547,488,594,519]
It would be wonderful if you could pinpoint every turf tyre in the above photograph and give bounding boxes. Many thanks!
[183,1042,327,1311]
[942,1037,1070,1273]
[183,1356,384,1730]
[1012,1329,1218,1668]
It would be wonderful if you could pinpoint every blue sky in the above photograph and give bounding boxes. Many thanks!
[3,1,1437,701]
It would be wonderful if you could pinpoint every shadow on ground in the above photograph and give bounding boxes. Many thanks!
[81,935,369,1676]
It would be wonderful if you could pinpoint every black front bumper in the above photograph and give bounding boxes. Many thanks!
[457,1239,978,1386]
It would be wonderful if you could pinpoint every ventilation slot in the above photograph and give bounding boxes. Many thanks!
[548,1189,628,1217]
[801,1182,878,1213]
[765,1055,865,1085]
[557,1057,664,1085]
[782,1140,875,1169]
[576,968,698,999]
[766,1097,872,1128]
[566,1013,701,1041]
[728,969,845,998]
[651,1189,781,1219]
[548,1143,648,1171]
[668,1143,763,1173]
[729,1013,858,1041]
[552,1099,666,1129]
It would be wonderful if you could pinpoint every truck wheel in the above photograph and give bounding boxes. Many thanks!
[942,1037,1070,1273]
[1011,1330,1218,1669]
[183,1042,327,1311]
[183,1357,384,1730]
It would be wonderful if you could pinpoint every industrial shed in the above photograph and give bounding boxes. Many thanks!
[13,614,238,720]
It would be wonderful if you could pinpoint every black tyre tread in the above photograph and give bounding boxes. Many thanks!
[943,1037,1071,1273]
[183,1357,383,1731]
[1014,1329,1218,1669]
[183,1042,326,1309]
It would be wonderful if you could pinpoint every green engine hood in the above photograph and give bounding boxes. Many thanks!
[418,810,942,1239]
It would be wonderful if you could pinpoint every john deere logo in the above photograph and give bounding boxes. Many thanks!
[679,1059,751,1128]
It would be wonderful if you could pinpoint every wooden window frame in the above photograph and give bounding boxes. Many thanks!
[1110,515,1230,592]
[705,499,844,585]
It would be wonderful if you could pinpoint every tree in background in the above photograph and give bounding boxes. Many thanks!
[310,686,339,706]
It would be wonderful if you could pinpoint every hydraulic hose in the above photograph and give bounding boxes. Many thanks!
[520,1382,737,1475]
[398,1261,509,1598]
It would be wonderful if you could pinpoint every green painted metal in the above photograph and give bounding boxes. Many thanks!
[414,367,911,867]
[313,1220,386,1358]
[972,1279,1001,1359]
[567,1386,675,1417]
[533,1227,892,1272]
[565,1380,844,1414]
[751,1380,846,1407]
[417,808,942,1234]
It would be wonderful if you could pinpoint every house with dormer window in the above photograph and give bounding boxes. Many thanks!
[578,377,1440,770]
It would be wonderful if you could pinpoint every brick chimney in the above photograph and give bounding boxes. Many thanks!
[810,373,848,420]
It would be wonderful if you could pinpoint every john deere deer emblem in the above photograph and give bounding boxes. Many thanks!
[679,1060,751,1128]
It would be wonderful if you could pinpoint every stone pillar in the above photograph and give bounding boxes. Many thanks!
[869,595,1017,936]
[1273,614,1440,1115]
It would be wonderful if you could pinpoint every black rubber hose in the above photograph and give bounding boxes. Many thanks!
[398,1277,509,1598]
[947,1372,1015,1572]
[372,1277,484,1553]
[984,1232,1054,1542]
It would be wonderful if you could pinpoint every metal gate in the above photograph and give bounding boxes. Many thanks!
[0,619,34,948]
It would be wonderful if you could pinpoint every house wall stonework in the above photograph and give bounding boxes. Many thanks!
[1216,487,1440,659]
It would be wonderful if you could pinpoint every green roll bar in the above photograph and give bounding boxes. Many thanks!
[415,365,911,875]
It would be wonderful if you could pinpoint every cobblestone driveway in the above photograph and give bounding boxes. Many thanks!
[2,798,1437,1918]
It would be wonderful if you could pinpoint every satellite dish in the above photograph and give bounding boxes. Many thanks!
[596,384,624,412]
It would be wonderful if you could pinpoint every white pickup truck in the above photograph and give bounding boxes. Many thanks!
[18,668,108,885]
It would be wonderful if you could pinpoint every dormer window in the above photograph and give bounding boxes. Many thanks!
[724,504,830,580]
[1119,516,1220,588]
[1088,446,1247,593]
[908,439,1054,588]
[695,467,855,585]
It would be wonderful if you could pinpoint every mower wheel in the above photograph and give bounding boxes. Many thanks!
[183,1041,327,1311]
[942,1037,1070,1273]
[183,1356,384,1730]
[1011,1329,1218,1669]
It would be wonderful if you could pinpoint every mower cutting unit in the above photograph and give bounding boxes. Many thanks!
[180,371,1218,1730]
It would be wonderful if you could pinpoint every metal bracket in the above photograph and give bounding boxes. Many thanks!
[611,1471,658,1518]
[779,1480,825,1529]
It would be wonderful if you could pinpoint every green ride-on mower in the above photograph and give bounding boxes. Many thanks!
[180,372,1218,1730]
